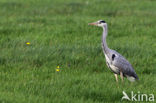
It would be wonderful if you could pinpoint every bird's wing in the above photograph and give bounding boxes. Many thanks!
[111,50,138,79]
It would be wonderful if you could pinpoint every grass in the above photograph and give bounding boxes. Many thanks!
[0,0,156,102]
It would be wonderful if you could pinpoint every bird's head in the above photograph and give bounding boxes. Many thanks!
[88,20,107,27]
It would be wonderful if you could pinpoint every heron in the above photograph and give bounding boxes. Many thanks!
[88,20,139,82]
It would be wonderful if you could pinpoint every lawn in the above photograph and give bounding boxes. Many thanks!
[0,0,156,103]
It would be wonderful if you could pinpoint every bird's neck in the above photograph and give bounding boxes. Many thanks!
[102,24,110,54]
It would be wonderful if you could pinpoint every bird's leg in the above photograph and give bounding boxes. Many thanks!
[120,71,124,82]
[114,74,118,82]
[114,74,119,88]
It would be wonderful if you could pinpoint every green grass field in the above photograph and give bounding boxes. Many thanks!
[0,0,156,102]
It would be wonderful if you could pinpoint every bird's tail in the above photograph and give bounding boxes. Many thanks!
[127,73,139,82]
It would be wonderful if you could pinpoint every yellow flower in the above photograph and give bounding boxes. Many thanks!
[57,66,60,69]
[56,69,60,72]
[26,42,30,45]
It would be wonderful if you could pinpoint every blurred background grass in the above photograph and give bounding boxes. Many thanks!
[0,0,156,103]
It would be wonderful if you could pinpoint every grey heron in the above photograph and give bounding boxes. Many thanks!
[89,20,139,82]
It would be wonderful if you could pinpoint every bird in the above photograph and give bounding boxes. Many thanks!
[88,20,139,82]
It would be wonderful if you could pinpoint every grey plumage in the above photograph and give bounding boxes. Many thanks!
[101,21,139,82]
[89,20,139,82]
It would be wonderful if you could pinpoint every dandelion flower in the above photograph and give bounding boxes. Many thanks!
[56,69,60,72]
[57,66,60,69]
[26,42,30,45]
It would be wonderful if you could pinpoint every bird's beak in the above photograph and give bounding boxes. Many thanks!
[88,22,98,26]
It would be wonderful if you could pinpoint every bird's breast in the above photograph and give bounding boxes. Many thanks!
[105,54,120,74]
[109,64,120,74]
